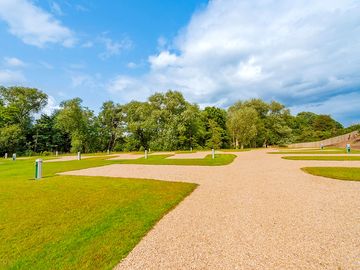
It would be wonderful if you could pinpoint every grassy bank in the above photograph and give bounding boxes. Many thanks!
[302,167,360,181]
[283,156,360,161]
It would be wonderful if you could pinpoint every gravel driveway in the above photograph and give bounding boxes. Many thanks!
[60,149,360,269]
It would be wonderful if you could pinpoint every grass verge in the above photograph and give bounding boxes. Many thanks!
[283,156,360,161]
[0,157,196,270]
[302,167,360,181]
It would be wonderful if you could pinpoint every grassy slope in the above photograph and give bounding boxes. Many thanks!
[269,149,360,155]
[302,167,360,181]
[283,156,360,161]
[0,157,197,270]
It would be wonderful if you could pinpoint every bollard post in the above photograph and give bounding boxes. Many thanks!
[55,151,58,156]
[107,149,110,155]
[320,143,324,150]
[346,143,351,153]
[149,148,151,153]
[145,150,148,159]
[77,151,81,160]
[190,147,192,152]
[4,153,7,159]
[35,159,43,180]
[12,153,16,161]
[212,148,215,159]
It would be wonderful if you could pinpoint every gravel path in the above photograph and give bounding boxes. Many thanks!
[61,150,360,269]
[166,151,211,159]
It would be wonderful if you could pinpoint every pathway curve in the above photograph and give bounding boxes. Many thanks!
[61,150,360,269]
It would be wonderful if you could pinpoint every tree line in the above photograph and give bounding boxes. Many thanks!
[0,86,358,155]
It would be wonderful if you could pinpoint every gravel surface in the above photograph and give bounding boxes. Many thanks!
[61,150,360,269]
[166,152,211,159]
[107,154,143,160]
[45,155,97,162]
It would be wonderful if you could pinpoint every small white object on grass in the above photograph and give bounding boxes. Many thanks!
[55,151,58,156]
[77,152,81,160]
[145,150,148,159]
[212,149,215,159]
[4,153,7,159]
[12,153,16,161]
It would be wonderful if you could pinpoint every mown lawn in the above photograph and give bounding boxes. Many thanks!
[283,156,360,161]
[0,157,197,270]
[269,149,360,155]
[302,167,360,181]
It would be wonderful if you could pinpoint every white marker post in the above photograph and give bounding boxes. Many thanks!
[190,147,192,152]
[12,153,16,161]
[145,150,148,159]
[346,143,351,153]
[212,148,215,159]
[55,151,58,156]
[35,159,43,180]
[4,153,7,159]
[320,143,324,150]
[149,148,151,153]
[77,151,81,160]
[107,149,110,155]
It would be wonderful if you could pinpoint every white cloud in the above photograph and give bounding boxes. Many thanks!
[0,69,25,84]
[4,57,26,67]
[108,0,360,123]
[50,1,64,16]
[82,41,94,48]
[98,36,132,60]
[0,0,75,47]
[149,51,178,70]
[42,95,59,115]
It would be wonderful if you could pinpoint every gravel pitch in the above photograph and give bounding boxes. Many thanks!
[60,150,360,269]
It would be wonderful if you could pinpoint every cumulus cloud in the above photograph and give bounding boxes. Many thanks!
[4,57,26,67]
[0,69,25,84]
[98,36,132,60]
[0,0,75,47]
[108,0,360,124]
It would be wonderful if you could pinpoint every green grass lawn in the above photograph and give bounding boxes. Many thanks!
[282,156,360,161]
[302,167,360,181]
[269,149,360,154]
[0,157,197,270]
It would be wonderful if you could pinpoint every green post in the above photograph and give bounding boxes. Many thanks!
[346,144,351,153]
[35,159,43,180]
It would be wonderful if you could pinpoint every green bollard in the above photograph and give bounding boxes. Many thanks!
[35,159,43,180]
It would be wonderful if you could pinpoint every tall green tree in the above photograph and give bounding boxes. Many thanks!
[55,98,98,152]
[227,106,258,149]
[98,101,124,151]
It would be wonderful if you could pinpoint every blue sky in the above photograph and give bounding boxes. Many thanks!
[0,0,359,126]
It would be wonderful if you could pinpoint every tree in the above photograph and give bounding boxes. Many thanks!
[202,106,229,149]
[227,107,258,149]
[98,101,124,151]
[32,114,71,153]
[0,86,47,129]
[55,98,98,152]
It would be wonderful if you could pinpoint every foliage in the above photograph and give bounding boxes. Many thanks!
[0,85,356,154]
